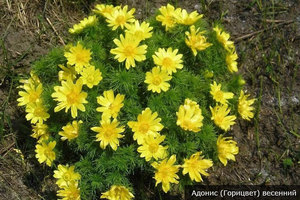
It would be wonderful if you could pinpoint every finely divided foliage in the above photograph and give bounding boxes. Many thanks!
[17,3,256,200]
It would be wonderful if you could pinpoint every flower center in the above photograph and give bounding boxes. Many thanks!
[217,144,226,155]
[108,103,117,113]
[67,91,79,104]
[139,123,150,134]
[152,76,162,86]
[34,107,44,117]
[214,115,223,126]
[162,57,173,68]
[70,193,78,199]
[184,17,192,24]
[181,120,190,129]
[134,30,144,39]
[70,129,78,137]
[44,149,53,158]
[63,172,71,181]
[148,142,159,153]
[189,160,198,169]
[87,76,94,83]
[103,8,113,15]
[215,91,223,101]
[75,53,86,63]
[195,36,205,46]
[68,189,79,199]
[124,45,135,57]
[226,55,231,63]
[219,35,227,46]
[116,15,126,25]
[190,35,198,45]
[114,188,124,197]
[165,16,174,26]
[29,91,40,102]
[103,127,114,139]
[158,166,169,181]
[238,104,248,113]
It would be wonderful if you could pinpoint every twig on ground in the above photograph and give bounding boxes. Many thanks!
[234,169,243,182]
[17,1,28,27]
[45,17,65,45]
[265,19,289,23]
[234,20,294,42]
[1,16,15,39]
[0,173,22,200]
[59,0,66,16]
[6,0,12,11]
[0,141,16,156]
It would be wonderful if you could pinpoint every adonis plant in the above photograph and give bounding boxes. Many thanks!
[17,3,256,200]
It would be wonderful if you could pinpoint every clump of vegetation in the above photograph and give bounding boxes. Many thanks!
[17,3,256,199]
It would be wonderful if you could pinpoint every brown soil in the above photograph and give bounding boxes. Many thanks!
[0,0,299,199]
[0,0,85,199]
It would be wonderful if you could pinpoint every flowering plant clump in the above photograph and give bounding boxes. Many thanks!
[17,4,256,199]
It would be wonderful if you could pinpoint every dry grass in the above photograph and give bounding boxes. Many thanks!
[0,1,86,199]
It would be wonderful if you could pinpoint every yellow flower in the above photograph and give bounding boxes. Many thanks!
[144,66,172,93]
[59,121,83,141]
[238,90,255,120]
[125,20,153,41]
[210,104,236,131]
[226,51,238,73]
[110,34,147,70]
[52,78,88,118]
[17,81,43,107]
[96,90,125,119]
[152,47,183,75]
[31,123,50,143]
[35,141,56,166]
[176,99,204,132]
[58,64,77,82]
[182,152,213,182]
[19,72,41,88]
[210,81,234,105]
[53,164,81,188]
[91,118,125,151]
[57,181,80,200]
[31,122,48,139]
[152,155,180,193]
[156,4,181,31]
[176,9,203,25]
[137,134,168,161]
[37,133,50,144]
[204,70,214,79]
[217,135,239,166]
[106,5,135,30]
[79,65,102,88]
[93,4,116,17]
[128,108,164,145]
[69,15,97,34]
[213,26,235,51]
[185,25,212,56]
[25,101,50,124]
[64,43,92,74]
[238,77,246,86]
[101,185,134,200]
